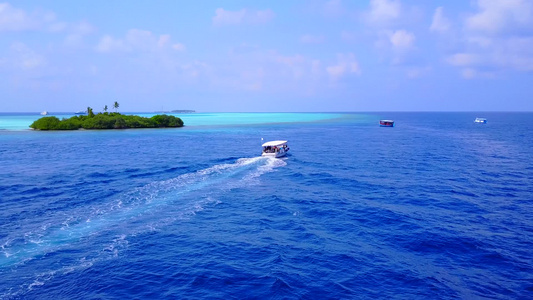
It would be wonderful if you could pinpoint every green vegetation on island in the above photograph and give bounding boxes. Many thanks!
[30,106,184,130]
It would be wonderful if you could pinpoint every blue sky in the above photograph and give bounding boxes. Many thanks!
[0,0,532,112]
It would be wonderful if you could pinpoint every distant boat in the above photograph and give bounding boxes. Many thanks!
[474,118,487,124]
[379,120,394,127]
[262,140,289,158]
[40,111,48,115]
[75,110,87,115]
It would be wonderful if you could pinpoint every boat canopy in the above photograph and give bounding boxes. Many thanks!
[380,120,394,122]
[262,140,288,147]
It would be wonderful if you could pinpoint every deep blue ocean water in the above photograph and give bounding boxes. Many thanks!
[0,112,532,299]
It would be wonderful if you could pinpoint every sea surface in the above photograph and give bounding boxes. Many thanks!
[0,112,531,299]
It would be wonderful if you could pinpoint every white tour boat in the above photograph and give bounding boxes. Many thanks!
[262,140,289,158]
[474,118,487,124]
[40,111,48,115]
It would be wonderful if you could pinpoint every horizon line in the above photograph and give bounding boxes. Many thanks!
[1,110,532,114]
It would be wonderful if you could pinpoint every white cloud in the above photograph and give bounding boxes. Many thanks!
[326,53,361,80]
[212,8,274,26]
[300,34,324,44]
[125,29,157,51]
[157,34,171,48]
[0,3,47,31]
[461,68,476,79]
[0,3,89,33]
[9,42,46,70]
[447,53,480,67]
[444,0,533,77]
[461,68,495,79]
[208,49,330,94]
[63,21,96,48]
[362,1,421,69]
[493,37,533,71]
[389,30,415,49]
[213,8,246,26]
[430,7,451,33]
[365,0,401,26]
[96,35,127,52]
[64,34,84,47]
[447,38,533,75]
[254,9,275,23]
[96,29,185,53]
[172,43,186,51]
[466,0,533,34]
[275,54,305,66]
[0,3,96,51]
[370,29,417,67]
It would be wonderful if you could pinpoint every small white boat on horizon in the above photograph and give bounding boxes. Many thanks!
[40,111,48,115]
[474,118,487,124]
[262,140,289,158]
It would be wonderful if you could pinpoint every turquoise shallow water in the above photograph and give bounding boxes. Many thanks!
[0,112,345,130]
[0,112,532,299]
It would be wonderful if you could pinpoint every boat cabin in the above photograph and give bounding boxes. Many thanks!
[474,118,487,124]
[262,140,289,158]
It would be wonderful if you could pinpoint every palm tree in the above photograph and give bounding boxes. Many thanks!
[87,106,94,117]
[104,105,108,112]
[113,101,119,112]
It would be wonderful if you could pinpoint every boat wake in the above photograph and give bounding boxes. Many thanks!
[0,157,285,273]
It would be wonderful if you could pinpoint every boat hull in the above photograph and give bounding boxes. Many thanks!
[262,151,287,158]
[379,120,394,127]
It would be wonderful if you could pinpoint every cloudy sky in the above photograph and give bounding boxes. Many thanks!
[1,0,532,112]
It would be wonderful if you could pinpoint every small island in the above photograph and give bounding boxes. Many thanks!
[30,104,184,130]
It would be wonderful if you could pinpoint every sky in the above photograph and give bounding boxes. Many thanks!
[0,0,532,112]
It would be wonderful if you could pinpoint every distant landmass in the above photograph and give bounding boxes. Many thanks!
[155,110,195,113]
[172,110,195,113]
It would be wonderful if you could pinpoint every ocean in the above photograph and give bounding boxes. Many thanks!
[0,112,531,299]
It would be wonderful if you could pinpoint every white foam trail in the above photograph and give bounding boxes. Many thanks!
[0,156,285,268]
